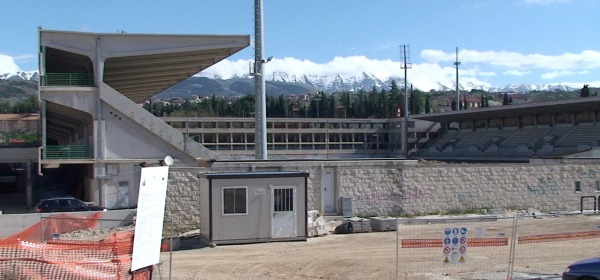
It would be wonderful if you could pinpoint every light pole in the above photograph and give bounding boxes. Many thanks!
[454,47,461,111]
[314,93,321,118]
[254,0,268,160]
[401,45,411,158]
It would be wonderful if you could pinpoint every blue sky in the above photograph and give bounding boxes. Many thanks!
[1,0,599,90]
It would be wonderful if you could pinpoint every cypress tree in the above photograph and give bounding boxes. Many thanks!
[581,84,590,97]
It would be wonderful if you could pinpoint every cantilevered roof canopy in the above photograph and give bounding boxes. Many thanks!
[40,29,251,103]
[412,96,600,123]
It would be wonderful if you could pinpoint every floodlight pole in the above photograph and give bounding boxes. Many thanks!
[454,47,461,111]
[254,0,268,160]
[401,45,411,158]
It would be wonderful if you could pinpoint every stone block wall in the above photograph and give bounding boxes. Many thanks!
[338,163,600,217]
[164,168,202,234]
[339,167,404,216]
[164,160,600,234]
[401,164,600,214]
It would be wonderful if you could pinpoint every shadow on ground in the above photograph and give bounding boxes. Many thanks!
[175,235,212,251]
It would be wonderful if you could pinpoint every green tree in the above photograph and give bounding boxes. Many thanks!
[328,96,336,118]
[366,86,379,118]
[410,86,425,114]
[340,91,352,118]
[389,80,402,118]
[581,84,590,97]
[353,91,368,118]
[12,96,38,113]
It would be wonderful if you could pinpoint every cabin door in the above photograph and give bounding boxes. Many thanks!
[271,186,297,238]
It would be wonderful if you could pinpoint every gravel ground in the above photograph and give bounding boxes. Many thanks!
[157,214,600,280]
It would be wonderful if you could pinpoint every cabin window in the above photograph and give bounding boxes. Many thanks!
[223,187,247,215]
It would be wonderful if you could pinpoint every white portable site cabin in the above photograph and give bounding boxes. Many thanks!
[197,171,309,245]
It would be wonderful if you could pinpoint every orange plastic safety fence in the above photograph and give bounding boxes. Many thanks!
[131,266,153,280]
[0,214,153,280]
[4,212,103,242]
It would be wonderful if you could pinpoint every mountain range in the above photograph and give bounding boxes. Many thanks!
[0,71,580,99]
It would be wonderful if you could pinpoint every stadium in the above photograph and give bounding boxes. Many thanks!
[0,26,600,280]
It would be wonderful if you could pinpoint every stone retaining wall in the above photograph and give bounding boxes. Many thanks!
[164,160,600,234]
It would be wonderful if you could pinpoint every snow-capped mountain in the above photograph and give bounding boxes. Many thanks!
[264,71,579,93]
[1,70,579,94]
[266,71,390,92]
[501,83,577,93]
[0,71,38,81]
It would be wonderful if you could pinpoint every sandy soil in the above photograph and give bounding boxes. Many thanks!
[158,214,600,280]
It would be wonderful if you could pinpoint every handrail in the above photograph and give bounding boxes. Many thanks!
[44,73,94,86]
[43,145,91,159]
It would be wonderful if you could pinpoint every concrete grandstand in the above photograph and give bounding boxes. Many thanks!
[412,96,600,162]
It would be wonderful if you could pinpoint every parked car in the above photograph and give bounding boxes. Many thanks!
[34,197,107,213]
[563,257,600,280]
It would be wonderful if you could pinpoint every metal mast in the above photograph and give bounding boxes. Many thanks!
[454,47,461,111]
[254,0,267,160]
[401,45,412,158]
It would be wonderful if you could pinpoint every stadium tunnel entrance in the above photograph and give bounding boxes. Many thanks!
[0,163,92,214]
[37,164,89,204]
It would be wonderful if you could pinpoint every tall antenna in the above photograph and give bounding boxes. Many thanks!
[454,47,461,111]
[401,45,412,158]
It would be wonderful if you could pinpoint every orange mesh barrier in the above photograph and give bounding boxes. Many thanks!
[4,212,103,242]
[0,213,152,280]
[517,230,600,244]
[401,237,509,248]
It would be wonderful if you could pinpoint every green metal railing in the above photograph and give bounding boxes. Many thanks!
[43,145,91,159]
[44,73,94,86]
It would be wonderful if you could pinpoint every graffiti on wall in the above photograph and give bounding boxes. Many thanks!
[579,169,599,179]
[354,188,424,204]
[573,169,600,192]
[526,178,559,197]
[455,192,473,204]
[354,193,402,204]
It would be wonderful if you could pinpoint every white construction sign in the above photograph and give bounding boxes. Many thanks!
[131,166,170,271]
[443,227,468,264]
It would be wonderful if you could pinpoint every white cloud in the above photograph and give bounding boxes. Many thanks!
[202,50,600,90]
[541,70,589,80]
[503,70,531,76]
[12,54,36,63]
[0,53,22,74]
[204,56,404,81]
[409,63,460,91]
[421,49,600,71]
[201,49,600,90]
[421,50,451,63]
[477,71,497,77]
[202,58,253,78]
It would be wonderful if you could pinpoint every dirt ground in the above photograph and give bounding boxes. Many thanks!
[158,213,600,280]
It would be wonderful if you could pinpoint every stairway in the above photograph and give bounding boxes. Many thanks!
[99,82,219,164]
